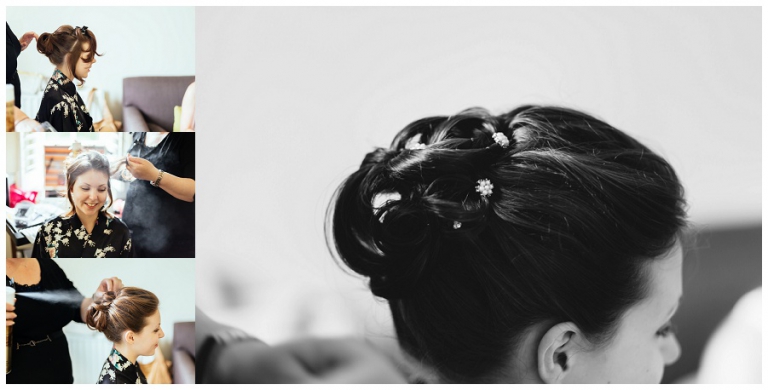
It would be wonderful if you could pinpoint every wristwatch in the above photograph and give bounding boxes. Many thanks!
[150,169,164,187]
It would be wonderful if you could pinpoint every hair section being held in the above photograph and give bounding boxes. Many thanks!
[86,287,159,343]
[327,105,687,382]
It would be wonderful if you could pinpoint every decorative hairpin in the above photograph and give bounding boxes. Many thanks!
[492,132,510,148]
[453,221,462,229]
[408,143,426,150]
[475,178,493,197]
[77,26,90,38]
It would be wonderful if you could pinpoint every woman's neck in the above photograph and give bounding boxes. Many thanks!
[76,211,98,234]
[55,65,74,82]
[114,343,139,365]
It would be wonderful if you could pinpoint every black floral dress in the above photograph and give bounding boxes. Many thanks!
[97,348,147,384]
[31,212,133,259]
[35,69,94,132]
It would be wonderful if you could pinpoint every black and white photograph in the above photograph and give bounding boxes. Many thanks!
[193,6,761,384]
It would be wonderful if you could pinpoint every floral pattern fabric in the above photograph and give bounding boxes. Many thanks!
[35,69,94,132]
[97,348,147,384]
[31,212,133,259]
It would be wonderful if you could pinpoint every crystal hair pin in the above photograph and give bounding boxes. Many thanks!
[492,132,510,148]
[453,221,462,229]
[476,178,493,197]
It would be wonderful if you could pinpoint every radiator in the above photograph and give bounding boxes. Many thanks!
[63,323,113,384]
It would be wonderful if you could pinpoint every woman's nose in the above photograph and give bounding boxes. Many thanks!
[159,328,165,338]
[662,334,681,366]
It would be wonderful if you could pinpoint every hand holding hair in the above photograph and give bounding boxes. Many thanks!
[92,277,124,304]
[125,152,195,202]
[19,31,38,51]
[124,154,159,182]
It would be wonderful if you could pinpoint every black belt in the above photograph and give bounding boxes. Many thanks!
[15,330,65,350]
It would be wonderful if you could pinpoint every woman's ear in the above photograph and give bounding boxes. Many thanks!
[537,322,580,384]
[124,330,135,345]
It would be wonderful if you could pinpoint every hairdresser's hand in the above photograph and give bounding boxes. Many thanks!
[19,31,38,51]
[92,277,124,303]
[125,155,159,182]
[13,107,44,132]
[212,338,407,384]
[6,302,16,326]
[15,118,44,132]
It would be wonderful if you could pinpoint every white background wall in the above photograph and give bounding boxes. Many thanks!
[195,7,761,347]
[7,6,195,121]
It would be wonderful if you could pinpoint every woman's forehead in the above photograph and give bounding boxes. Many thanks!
[75,169,109,184]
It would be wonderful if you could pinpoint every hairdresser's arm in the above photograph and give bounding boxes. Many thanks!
[209,337,408,384]
[19,31,38,51]
[13,107,44,132]
[80,277,124,323]
[125,155,195,202]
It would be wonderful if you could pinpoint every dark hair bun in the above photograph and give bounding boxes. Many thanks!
[86,291,116,332]
[85,287,159,343]
[331,108,511,299]
[36,32,53,56]
[328,105,687,382]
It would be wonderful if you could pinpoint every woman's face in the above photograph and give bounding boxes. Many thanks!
[133,310,165,357]
[564,243,683,384]
[74,42,96,80]
[70,169,109,218]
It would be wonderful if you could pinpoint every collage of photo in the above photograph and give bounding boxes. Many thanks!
[6,7,195,385]
[4,4,763,386]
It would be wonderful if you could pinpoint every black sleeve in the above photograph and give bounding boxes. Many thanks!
[6,23,21,108]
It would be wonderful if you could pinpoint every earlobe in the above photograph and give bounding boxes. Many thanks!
[537,322,578,384]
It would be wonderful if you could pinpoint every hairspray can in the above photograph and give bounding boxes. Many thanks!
[6,286,14,374]
[6,84,15,132]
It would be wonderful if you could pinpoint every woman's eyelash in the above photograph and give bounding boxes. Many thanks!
[656,322,677,337]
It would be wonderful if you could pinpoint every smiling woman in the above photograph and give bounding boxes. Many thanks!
[32,151,132,259]
[35,24,101,132]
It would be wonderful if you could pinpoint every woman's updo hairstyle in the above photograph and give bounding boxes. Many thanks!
[64,150,114,216]
[37,25,101,85]
[328,105,687,382]
[86,287,159,343]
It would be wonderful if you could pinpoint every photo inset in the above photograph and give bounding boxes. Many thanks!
[6,257,195,384]
[6,7,195,133]
[6,133,195,258]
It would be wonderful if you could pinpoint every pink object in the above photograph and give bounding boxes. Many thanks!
[9,184,38,208]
